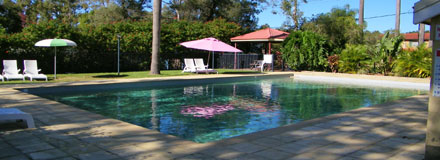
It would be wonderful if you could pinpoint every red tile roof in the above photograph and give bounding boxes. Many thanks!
[403,32,430,41]
[230,28,290,42]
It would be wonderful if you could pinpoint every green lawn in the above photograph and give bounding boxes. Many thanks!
[0,69,261,84]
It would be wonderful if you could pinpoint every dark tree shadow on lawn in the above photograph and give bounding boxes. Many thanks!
[221,71,263,74]
[92,74,129,78]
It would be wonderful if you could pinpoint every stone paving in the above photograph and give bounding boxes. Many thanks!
[0,72,429,160]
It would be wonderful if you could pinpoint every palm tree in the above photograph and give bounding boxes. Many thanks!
[151,0,162,75]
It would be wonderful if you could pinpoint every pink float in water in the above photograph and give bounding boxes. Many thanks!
[181,104,235,119]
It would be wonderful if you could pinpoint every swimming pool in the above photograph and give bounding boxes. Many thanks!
[31,75,425,143]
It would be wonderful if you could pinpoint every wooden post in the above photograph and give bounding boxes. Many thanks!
[395,0,401,35]
[419,24,426,46]
[359,0,364,43]
[426,16,440,159]
[359,0,364,26]
[234,43,237,69]
[268,42,272,55]
[413,2,440,158]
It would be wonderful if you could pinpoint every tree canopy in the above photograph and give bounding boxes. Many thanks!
[0,0,267,33]
[163,0,266,30]
[302,5,362,52]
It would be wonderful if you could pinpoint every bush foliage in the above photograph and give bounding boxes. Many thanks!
[0,19,243,73]
[393,45,432,78]
[281,31,330,71]
[338,44,370,74]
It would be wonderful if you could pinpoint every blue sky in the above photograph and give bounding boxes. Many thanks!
[257,0,428,33]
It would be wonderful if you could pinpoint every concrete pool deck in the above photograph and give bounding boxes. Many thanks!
[0,72,430,160]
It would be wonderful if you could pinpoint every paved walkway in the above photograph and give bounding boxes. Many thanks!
[0,72,429,160]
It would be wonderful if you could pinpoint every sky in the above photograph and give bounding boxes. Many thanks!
[257,0,428,33]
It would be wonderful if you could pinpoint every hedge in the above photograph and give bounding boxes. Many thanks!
[0,19,243,73]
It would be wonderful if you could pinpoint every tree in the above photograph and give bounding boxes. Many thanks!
[150,0,161,75]
[81,3,125,26]
[363,30,382,45]
[117,0,151,20]
[0,0,23,33]
[281,30,329,71]
[225,0,264,29]
[163,0,265,29]
[280,0,307,30]
[13,0,82,25]
[302,5,362,52]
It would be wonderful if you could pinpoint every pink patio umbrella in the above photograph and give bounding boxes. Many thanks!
[180,37,242,69]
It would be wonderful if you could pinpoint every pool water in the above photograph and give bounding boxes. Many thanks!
[42,77,425,143]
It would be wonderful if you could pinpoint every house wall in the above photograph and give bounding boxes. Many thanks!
[402,40,432,50]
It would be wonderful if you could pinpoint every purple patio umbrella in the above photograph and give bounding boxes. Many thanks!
[180,37,242,68]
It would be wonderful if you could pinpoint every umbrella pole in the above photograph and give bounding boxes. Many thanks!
[54,47,57,79]
[212,52,215,69]
[207,51,211,67]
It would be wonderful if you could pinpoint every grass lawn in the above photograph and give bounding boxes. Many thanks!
[0,69,260,84]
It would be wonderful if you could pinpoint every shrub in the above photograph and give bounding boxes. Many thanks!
[338,44,370,74]
[371,32,403,75]
[281,31,330,71]
[393,45,431,78]
[0,19,243,73]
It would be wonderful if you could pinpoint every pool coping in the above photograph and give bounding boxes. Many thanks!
[19,73,294,95]
[0,72,430,159]
[213,94,427,145]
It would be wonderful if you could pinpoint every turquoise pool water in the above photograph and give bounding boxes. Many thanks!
[41,77,425,143]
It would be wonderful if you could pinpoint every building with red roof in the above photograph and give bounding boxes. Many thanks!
[230,28,289,55]
[230,28,290,43]
[402,32,431,50]
[230,28,290,70]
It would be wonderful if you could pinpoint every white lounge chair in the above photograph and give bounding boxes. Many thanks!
[194,58,218,74]
[183,58,197,73]
[194,58,209,69]
[0,75,3,82]
[2,60,24,81]
[0,108,36,128]
[23,60,48,81]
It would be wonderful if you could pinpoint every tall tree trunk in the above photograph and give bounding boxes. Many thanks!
[175,9,180,20]
[150,0,162,75]
[293,0,299,30]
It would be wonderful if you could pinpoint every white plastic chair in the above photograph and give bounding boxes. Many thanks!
[0,75,3,82]
[2,60,24,81]
[256,54,274,72]
[194,58,209,70]
[0,108,36,128]
[194,58,218,74]
[183,58,197,73]
[23,60,48,81]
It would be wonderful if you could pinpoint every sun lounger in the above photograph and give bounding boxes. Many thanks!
[183,58,197,73]
[194,58,218,74]
[2,60,24,81]
[0,75,3,82]
[23,60,48,81]
[0,108,36,128]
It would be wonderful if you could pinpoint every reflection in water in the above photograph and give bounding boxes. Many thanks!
[44,78,424,143]
[181,104,234,119]
[183,86,206,96]
[150,90,158,130]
